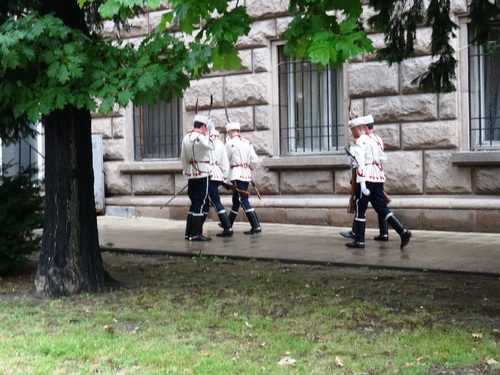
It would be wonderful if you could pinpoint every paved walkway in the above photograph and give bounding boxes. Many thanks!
[97,215,500,275]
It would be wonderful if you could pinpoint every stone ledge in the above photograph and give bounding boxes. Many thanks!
[118,161,182,174]
[264,155,350,170]
[451,151,500,166]
[105,194,500,210]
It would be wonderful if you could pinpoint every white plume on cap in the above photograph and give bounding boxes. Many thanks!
[226,122,240,131]
[194,114,208,125]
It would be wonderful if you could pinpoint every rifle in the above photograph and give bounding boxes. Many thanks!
[220,181,250,198]
[160,184,188,209]
[344,147,390,213]
[250,181,262,199]
[347,167,356,214]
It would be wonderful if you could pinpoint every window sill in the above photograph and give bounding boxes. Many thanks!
[263,155,349,170]
[451,151,500,166]
[118,161,182,174]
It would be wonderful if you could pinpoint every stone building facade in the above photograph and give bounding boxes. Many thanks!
[95,0,500,233]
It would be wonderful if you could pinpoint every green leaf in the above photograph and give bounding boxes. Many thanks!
[117,90,133,106]
[211,47,242,71]
[98,0,122,19]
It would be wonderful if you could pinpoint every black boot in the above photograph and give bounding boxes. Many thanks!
[216,212,233,237]
[219,211,237,229]
[340,220,355,239]
[346,220,365,249]
[229,211,237,226]
[185,213,193,240]
[189,215,212,241]
[244,210,261,235]
[374,214,389,241]
[340,231,355,239]
[387,214,411,250]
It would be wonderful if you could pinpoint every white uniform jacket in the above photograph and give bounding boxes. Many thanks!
[351,133,387,183]
[208,134,229,182]
[226,134,259,182]
[181,130,215,179]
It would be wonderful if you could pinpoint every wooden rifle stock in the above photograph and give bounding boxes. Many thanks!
[384,191,391,204]
[250,181,262,199]
[220,182,249,198]
[347,168,356,214]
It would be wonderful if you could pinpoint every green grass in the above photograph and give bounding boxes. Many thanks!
[0,253,499,374]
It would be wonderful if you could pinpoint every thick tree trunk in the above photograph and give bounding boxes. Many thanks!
[34,108,109,297]
[32,0,114,298]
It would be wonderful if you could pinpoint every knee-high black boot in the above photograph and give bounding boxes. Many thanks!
[189,215,212,241]
[340,219,355,239]
[229,211,237,226]
[374,214,389,241]
[244,210,261,235]
[387,214,411,249]
[346,220,365,248]
[185,213,193,240]
[216,212,234,237]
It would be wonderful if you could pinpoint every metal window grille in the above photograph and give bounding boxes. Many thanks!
[277,46,344,155]
[134,98,182,160]
[468,26,500,150]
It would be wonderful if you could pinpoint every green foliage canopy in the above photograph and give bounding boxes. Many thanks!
[1,0,499,144]
[0,0,251,143]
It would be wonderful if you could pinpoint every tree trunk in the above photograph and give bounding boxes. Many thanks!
[32,0,115,298]
[34,107,110,297]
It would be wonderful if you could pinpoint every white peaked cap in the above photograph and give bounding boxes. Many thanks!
[226,122,240,131]
[348,115,374,128]
[348,117,364,128]
[194,114,208,125]
[362,115,374,124]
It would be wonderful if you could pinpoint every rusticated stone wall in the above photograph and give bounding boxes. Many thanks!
[93,0,500,232]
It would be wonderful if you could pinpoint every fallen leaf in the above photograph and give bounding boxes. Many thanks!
[335,356,344,367]
[472,333,483,340]
[486,358,498,365]
[103,325,114,334]
[278,356,296,366]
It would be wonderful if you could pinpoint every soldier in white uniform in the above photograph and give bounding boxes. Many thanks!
[346,115,412,250]
[204,120,233,237]
[225,122,261,234]
[180,114,215,241]
[341,115,389,241]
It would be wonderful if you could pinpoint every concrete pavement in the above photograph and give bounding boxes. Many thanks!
[97,215,500,275]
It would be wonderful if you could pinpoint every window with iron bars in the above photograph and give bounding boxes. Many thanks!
[277,46,344,155]
[468,25,500,150]
[133,98,183,160]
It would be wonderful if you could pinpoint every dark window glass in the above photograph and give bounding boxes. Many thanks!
[468,26,500,149]
[278,46,344,155]
[134,99,182,160]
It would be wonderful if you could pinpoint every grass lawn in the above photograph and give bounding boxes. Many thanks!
[0,252,499,374]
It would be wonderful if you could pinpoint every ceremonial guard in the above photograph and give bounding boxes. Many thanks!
[225,122,261,234]
[341,116,389,241]
[180,115,215,241]
[346,115,412,249]
[204,120,233,237]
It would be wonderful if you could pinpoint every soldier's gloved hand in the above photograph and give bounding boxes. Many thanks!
[360,181,370,196]
[206,119,215,132]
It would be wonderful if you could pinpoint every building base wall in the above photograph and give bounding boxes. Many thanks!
[104,195,500,233]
